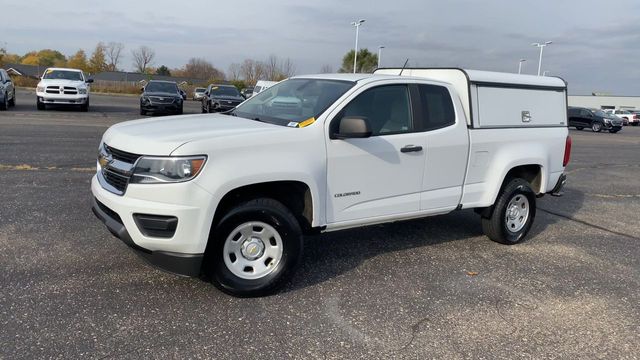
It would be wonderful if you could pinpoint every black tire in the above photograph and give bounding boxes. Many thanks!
[633,123,639,127]
[609,129,619,133]
[140,108,146,116]
[202,101,208,113]
[36,99,45,110]
[575,126,583,130]
[8,90,15,107]
[591,122,602,132]
[80,98,89,112]
[177,105,183,115]
[206,198,303,297]
[481,178,536,245]
[0,93,7,110]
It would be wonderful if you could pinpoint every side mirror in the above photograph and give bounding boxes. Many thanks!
[140,87,145,93]
[86,78,94,84]
[333,116,372,139]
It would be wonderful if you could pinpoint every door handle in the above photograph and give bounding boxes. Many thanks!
[400,145,423,153]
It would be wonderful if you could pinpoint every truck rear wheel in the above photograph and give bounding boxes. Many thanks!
[482,178,536,245]
[207,198,303,297]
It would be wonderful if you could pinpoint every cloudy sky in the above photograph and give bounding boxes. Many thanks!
[2,0,639,94]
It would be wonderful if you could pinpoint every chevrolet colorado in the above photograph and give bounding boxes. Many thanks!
[92,69,570,296]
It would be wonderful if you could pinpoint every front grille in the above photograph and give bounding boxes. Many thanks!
[103,169,130,192]
[45,86,77,94]
[101,145,141,194]
[149,96,175,104]
[106,145,140,164]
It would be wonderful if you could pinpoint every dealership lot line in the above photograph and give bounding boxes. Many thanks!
[1,92,638,359]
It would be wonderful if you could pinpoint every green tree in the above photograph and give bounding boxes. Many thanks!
[339,49,378,73]
[67,50,89,72]
[156,65,171,76]
[88,42,107,74]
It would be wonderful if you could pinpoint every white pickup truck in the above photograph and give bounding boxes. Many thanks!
[91,69,571,296]
[36,67,93,111]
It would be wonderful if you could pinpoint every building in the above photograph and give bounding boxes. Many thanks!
[568,95,640,110]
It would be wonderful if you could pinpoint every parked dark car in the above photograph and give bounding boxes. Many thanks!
[201,84,244,113]
[140,80,184,116]
[0,69,16,110]
[568,107,622,133]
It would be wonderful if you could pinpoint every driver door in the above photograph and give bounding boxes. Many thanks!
[325,83,426,223]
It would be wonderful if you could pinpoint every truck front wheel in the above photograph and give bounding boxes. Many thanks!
[207,198,303,297]
[482,178,536,245]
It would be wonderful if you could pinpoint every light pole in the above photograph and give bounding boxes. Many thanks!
[351,19,365,73]
[377,45,385,68]
[518,59,526,74]
[531,41,552,76]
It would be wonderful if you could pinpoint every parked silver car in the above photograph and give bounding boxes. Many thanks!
[193,87,206,101]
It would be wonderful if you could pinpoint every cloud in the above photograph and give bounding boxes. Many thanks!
[1,0,639,94]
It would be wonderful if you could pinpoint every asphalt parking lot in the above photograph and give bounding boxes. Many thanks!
[1,89,639,359]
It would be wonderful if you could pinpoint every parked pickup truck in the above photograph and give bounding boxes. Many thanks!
[36,67,93,111]
[92,69,570,296]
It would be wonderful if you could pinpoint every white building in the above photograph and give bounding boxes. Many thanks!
[568,95,640,110]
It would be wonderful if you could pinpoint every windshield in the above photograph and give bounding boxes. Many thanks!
[210,86,241,97]
[43,70,83,81]
[232,78,355,126]
[594,110,608,117]
[145,82,178,93]
[195,88,206,93]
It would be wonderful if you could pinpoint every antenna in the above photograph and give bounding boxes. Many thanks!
[399,59,409,76]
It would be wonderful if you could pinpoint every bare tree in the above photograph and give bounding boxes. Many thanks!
[131,46,155,73]
[183,58,224,80]
[228,63,241,81]
[319,64,333,73]
[105,42,124,71]
[265,55,280,81]
[240,59,266,85]
[279,58,296,79]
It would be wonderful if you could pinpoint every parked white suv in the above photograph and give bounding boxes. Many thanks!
[36,68,93,111]
[92,69,570,296]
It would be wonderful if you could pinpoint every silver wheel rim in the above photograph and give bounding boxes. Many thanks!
[223,221,283,280]
[593,123,601,131]
[505,194,530,233]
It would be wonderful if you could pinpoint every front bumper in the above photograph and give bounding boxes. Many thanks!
[91,174,216,276]
[141,103,181,113]
[37,92,88,104]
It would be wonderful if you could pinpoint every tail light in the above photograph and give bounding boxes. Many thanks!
[563,135,572,167]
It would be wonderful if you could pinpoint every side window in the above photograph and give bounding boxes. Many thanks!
[580,110,590,117]
[337,85,412,136]
[417,84,455,130]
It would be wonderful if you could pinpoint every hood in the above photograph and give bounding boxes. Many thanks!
[143,91,181,98]
[102,113,286,156]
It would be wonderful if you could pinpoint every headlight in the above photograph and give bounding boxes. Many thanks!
[36,85,45,92]
[78,88,88,94]
[141,96,150,103]
[130,156,207,184]
[604,118,611,123]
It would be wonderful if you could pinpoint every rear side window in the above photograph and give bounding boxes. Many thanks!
[417,85,455,130]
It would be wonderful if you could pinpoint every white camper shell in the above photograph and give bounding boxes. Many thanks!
[374,68,568,128]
